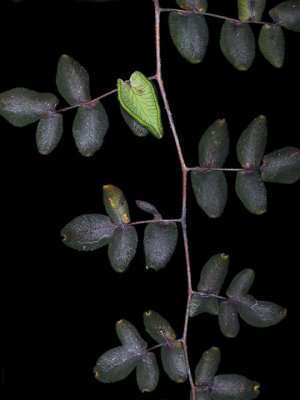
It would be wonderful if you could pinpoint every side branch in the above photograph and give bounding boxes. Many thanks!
[187,167,245,172]
[192,291,227,302]
[55,88,117,113]
[55,75,157,114]
[130,218,181,226]
[160,7,274,27]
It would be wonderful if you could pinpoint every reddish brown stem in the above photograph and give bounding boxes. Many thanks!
[55,75,157,114]
[130,218,181,226]
[160,7,273,26]
[153,0,195,398]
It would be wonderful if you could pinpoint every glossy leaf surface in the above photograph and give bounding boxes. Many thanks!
[36,113,63,155]
[94,346,141,383]
[56,54,91,105]
[194,349,260,400]
[168,12,209,64]
[72,101,109,157]
[120,107,149,137]
[0,88,58,127]
[212,374,260,400]
[61,214,116,251]
[198,119,229,167]
[143,310,176,344]
[189,293,210,317]
[236,115,267,168]
[195,347,221,387]
[191,170,228,218]
[226,269,255,299]
[238,297,287,327]
[258,25,285,68]
[220,21,255,70]
[144,221,178,270]
[235,170,267,215]
[117,71,163,138]
[161,342,188,383]
[218,301,240,338]
[103,184,131,225]
[269,0,300,32]
[136,352,159,392]
[260,146,300,183]
[108,225,138,272]
[116,319,147,350]
[95,319,148,385]
[190,253,229,316]
[197,253,229,296]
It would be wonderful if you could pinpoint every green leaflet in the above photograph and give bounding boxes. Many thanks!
[108,225,138,273]
[143,310,177,344]
[120,107,149,137]
[94,319,148,384]
[258,25,285,68]
[72,101,109,157]
[236,115,268,169]
[193,349,260,400]
[238,0,267,21]
[95,318,159,392]
[136,352,159,392]
[191,170,228,218]
[235,170,267,215]
[161,342,188,383]
[0,88,58,127]
[94,345,140,383]
[226,269,255,300]
[117,71,163,139]
[191,119,229,218]
[56,54,91,106]
[190,253,229,316]
[197,119,229,168]
[190,253,287,336]
[260,146,300,184]
[168,12,209,64]
[36,113,63,155]
[237,297,287,327]
[212,374,260,400]
[269,0,300,33]
[220,20,255,71]
[195,347,221,387]
[218,301,240,338]
[143,221,178,270]
[116,319,147,350]
[61,214,116,251]
[143,310,187,383]
[103,184,131,225]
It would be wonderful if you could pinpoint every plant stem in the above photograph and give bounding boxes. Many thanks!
[160,7,273,27]
[147,343,164,352]
[153,0,195,398]
[153,3,186,171]
[191,290,228,302]
[130,218,181,226]
[55,88,117,113]
[55,75,157,114]
[187,167,244,172]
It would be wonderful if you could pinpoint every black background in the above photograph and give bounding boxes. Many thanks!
[0,0,299,398]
